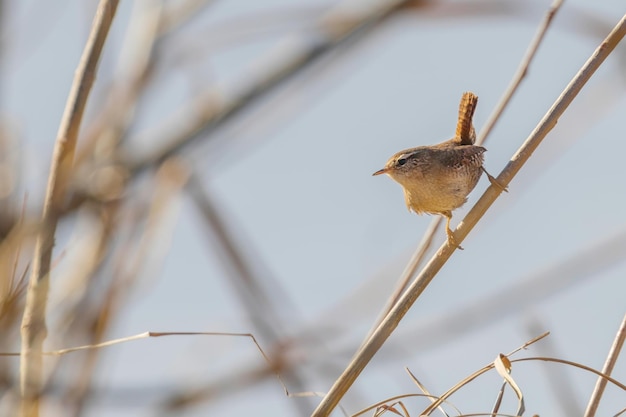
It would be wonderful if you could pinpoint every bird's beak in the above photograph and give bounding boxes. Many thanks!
[372,168,387,176]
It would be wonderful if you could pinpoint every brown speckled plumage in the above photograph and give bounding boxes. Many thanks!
[373,92,502,248]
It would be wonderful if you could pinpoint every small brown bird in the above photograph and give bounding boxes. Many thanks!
[373,92,503,249]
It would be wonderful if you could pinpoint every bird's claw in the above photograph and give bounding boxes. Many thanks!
[446,230,464,250]
[482,167,508,193]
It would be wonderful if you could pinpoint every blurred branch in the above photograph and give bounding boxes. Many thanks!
[19,1,119,416]
[311,12,626,417]
[526,319,582,415]
[187,174,297,339]
[61,213,116,417]
[186,173,312,414]
[76,0,163,169]
[123,0,415,175]
[162,3,326,59]
[61,159,186,416]
[158,0,216,36]
[476,0,564,145]
[584,313,626,417]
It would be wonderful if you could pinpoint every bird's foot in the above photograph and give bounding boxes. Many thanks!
[446,230,464,251]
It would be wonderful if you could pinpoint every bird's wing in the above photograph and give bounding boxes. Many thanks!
[436,146,486,170]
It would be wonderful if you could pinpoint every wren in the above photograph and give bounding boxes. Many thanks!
[373,92,503,249]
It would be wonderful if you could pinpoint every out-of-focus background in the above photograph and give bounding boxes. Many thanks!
[1,0,625,416]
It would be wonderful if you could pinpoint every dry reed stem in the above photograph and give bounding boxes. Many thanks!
[584,313,626,417]
[311,13,626,417]
[37,165,188,412]
[19,1,119,416]
[367,0,565,336]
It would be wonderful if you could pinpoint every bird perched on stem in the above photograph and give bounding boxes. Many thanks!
[373,92,505,249]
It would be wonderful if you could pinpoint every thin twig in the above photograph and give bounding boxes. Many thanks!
[19,1,119,416]
[367,0,565,337]
[420,334,549,415]
[7,331,274,357]
[8,330,297,413]
[512,357,626,391]
[405,368,452,417]
[584,313,626,417]
[311,13,626,417]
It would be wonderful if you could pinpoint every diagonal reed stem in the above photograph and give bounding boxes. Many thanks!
[311,12,626,417]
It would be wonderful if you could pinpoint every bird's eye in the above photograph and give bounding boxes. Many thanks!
[397,158,407,166]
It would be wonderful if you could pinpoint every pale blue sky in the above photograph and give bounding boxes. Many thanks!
[3,1,626,416]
